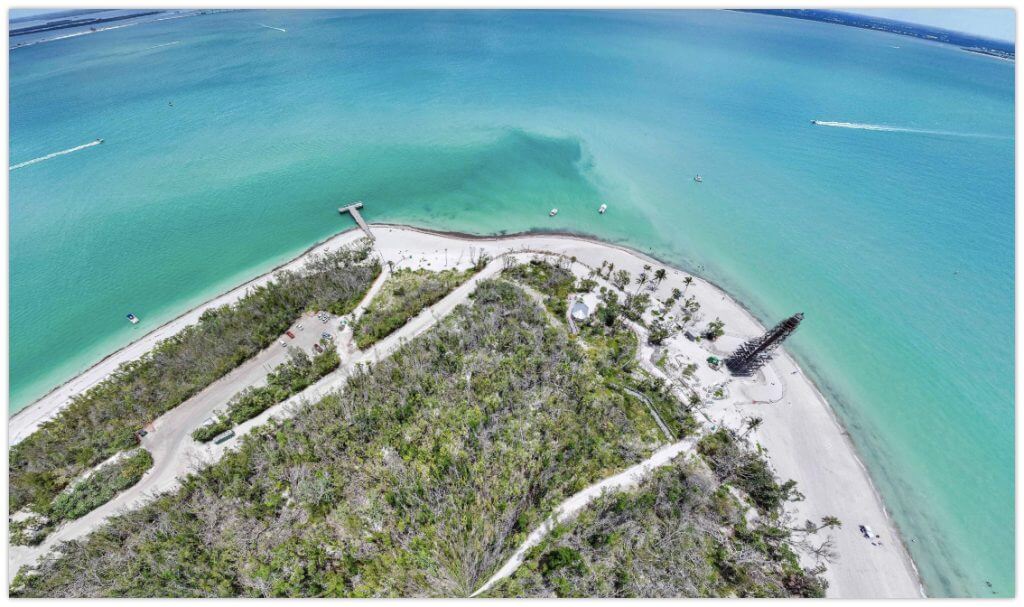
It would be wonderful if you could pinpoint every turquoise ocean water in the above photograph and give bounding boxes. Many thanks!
[8,10,1013,597]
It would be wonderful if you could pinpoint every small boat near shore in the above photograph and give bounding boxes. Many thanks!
[598,203,607,214]
[126,313,140,324]
[549,208,558,217]
[693,174,702,183]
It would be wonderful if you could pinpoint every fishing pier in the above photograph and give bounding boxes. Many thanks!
[338,201,374,240]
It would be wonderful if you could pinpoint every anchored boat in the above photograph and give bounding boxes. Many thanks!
[126,313,140,324]
[598,203,607,214]
[549,208,558,217]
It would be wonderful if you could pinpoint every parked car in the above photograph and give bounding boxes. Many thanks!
[213,430,235,445]
[313,343,324,354]
[286,330,296,339]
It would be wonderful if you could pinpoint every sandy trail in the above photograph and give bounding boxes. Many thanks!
[472,438,696,597]
[8,230,369,445]
[8,253,505,581]
[8,226,923,598]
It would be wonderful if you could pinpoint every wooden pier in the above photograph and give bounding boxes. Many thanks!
[338,201,374,240]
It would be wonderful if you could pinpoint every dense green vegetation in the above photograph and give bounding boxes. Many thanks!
[502,260,682,441]
[488,454,826,598]
[192,346,341,442]
[11,272,823,599]
[12,280,673,597]
[10,243,379,515]
[501,258,578,318]
[11,449,154,546]
[697,429,801,514]
[353,266,476,349]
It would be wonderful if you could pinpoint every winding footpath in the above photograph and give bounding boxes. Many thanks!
[471,437,696,597]
[9,256,507,582]
[8,226,924,597]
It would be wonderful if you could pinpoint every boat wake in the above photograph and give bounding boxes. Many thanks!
[811,120,1009,140]
[10,139,103,171]
[257,23,287,33]
[145,41,180,50]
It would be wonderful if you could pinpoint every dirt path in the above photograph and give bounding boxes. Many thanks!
[8,257,506,582]
[471,437,696,597]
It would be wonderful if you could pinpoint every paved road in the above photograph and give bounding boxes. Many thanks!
[9,230,370,445]
[9,258,504,581]
[8,310,337,579]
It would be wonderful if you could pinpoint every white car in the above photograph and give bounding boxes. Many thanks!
[280,340,287,347]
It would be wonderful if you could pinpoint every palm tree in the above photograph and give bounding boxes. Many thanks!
[820,515,842,530]
[742,416,763,437]
[682,276,694,295]
[654,268,667,285]
[635,272,649,293]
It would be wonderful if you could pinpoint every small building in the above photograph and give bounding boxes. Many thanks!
[684,331,697,342]
[570,300,590,322]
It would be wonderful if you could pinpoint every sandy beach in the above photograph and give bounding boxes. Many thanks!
[8,228,369,445]
[8,224,924,598]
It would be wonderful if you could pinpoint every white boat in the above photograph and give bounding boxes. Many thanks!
[598,203,607,214]
[549,208,558,217]
[693,174,703,183]
[126,313,139,324]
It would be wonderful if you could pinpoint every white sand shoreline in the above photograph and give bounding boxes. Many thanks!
[7,223,924,598]
[8,227,368,444]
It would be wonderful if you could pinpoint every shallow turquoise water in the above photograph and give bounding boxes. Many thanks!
[9,9,1013,597]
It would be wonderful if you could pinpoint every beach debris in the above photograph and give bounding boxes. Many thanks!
[725,313,803,376]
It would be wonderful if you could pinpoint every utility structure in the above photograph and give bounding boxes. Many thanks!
[724,312,804,376]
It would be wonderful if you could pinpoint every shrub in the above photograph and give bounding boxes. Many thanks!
[192,346,341,442]
[353,267,475,348]
[11,243,378,513]
[46,449,154,523]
